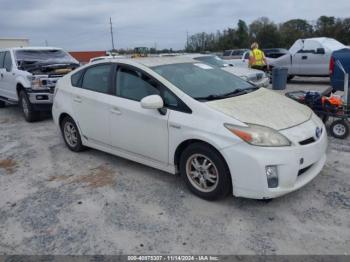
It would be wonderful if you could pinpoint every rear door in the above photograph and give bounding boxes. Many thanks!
[71,63,114,145]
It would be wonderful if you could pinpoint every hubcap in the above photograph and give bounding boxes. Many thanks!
[333,123,346,136]
[64,122,78,147]
[186,154,219,193]
[21,97,29,116]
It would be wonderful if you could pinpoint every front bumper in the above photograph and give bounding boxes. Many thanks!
[220,121,328,199]
[27,90,54,104]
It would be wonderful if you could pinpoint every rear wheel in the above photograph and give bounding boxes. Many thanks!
[330,120,350,139]
[60,116,84,152]
[19,90,40,122]
[179,143,231,200]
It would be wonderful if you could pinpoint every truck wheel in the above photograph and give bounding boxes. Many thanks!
[330,120,350,139]
[0,100,5,108]
[19,91,40,122]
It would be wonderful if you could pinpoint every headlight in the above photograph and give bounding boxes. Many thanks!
[27,75,49,90]
[224,123,291,147]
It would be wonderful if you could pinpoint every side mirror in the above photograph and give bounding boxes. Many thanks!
[316,48,325,55]
[141,95,164,110]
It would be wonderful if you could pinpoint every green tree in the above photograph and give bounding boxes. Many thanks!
[249,17,281,48]
[280,19,313,48]
[315,16,336,37]
[235,20,249,48]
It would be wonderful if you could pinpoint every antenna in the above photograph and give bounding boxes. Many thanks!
[110,17,115,51]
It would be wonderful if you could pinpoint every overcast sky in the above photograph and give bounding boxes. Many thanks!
[0,0,349,51]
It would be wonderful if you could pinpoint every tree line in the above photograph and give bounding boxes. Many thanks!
[185,16,350,52]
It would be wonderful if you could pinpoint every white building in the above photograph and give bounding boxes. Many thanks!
[0,38,29,48]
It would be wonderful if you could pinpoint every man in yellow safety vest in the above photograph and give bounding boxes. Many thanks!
[249,42,269,71]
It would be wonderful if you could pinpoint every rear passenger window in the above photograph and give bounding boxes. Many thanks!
[71,70,83,87]
[81,64,111,93]
[3,52,12,72]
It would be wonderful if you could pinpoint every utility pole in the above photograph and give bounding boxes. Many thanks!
[110,17,115,51]
[186,31,189,50]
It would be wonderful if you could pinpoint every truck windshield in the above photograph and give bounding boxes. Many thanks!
[15,49,78,65]
[152,62,256,101]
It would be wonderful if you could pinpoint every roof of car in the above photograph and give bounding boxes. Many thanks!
[107,56,197,67]
[1,46,63,51]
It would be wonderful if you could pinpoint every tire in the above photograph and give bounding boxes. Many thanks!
[287,75,294,82]
[0,100,5,108]
[179,143,232,200]
[60,116,85,152]
[330,120,350,139]
[19,90,40,122]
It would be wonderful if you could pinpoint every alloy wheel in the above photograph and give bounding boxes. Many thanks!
[185,154,219,193]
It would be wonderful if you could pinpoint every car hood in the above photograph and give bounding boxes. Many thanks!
[222,66,263,77]
[206,88,312,130]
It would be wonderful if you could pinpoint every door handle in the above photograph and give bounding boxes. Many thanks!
[73,96,82,103]
[302,56,308,60]
[110,107,121,115]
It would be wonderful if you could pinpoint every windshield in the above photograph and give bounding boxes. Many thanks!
[152,63,256,101]
[15,49,78,65]
[195,56,226,68]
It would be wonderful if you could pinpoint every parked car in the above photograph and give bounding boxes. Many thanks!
[222,49,248,60]
[330,48,350,92]
[0,47,79,121]
[185,54,269,87]
[269,38,348,80]
[53,57,327,200]
[263,48,289,59]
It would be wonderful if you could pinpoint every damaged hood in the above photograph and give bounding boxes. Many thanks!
[206,88,312,130]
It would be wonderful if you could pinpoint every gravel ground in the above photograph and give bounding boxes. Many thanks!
[0,78,349,255]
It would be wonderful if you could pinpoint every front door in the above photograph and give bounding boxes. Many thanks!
[109,66,169,163]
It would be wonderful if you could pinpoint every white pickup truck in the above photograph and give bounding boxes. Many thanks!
[269,37,348,80]
[0,47,79,121]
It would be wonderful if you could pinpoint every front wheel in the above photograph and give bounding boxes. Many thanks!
[330,120,350,139]
[19,91,40,122]
[179,143,232,200]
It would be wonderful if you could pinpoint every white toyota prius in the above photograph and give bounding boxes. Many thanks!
[52,57,327,200]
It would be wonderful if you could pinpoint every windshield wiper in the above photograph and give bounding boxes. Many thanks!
[195,87,258,101]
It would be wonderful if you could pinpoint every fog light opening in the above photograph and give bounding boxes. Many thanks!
[266,165,279,188]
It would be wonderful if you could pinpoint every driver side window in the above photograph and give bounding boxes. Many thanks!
[116,67,160,101]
